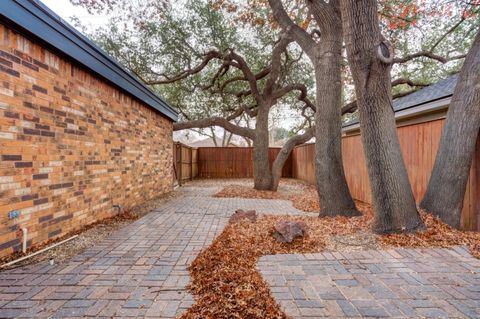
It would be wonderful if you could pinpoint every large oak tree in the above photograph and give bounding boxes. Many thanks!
[339,0,425,233]
[269,0,360,217]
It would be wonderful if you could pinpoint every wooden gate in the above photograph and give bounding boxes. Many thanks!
[173,142,198,186]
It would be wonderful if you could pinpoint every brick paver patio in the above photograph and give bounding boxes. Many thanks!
[0,184,303,318]
[1,182,479,318]
[258,247,480,318]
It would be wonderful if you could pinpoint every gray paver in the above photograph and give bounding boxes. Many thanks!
[1,181,479,318]
[0,182,304,318]
[258,246,480,318]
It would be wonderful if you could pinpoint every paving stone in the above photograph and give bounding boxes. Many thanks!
[1,182,479,318]
[336,299,361,317]
[0,183,305,318]
[259,246,480,318]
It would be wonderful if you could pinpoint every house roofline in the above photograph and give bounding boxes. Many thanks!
[0,0,178,121]
[342,95,452,133]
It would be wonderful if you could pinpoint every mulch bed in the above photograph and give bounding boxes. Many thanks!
[188,184,479,318]
[0,191,178,269]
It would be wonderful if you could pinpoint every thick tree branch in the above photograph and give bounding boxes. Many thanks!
[282,126,315,151]
[173,117,256,140]
[265,31,294,95]
[273,83,315,111]
[219,66,271,91]
[228,50,264,104]
[391,78,430,87]
[146,50,222,84]
[268,0,315,54]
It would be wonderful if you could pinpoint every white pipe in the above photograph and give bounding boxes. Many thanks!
[21,227,27,253]
[1,235,78,269]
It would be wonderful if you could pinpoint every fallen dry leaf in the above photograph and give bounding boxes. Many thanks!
[379,210,480,258]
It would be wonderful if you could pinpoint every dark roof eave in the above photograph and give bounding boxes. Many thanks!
[0,0,178,121]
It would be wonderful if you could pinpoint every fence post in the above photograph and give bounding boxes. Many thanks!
[190,147,194,181]
[178,144,182,186]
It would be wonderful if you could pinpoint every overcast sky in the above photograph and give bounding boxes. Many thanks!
[41,0,106,29]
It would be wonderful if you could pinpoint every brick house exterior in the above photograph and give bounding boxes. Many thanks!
[0,1,177,257]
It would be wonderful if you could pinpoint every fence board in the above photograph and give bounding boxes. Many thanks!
[291,143,316,185]
[197,147,292,178]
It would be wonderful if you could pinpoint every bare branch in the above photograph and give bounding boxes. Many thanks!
[146,50,222,84]
[393,51,466,64]
[394,18,469,65]
[200,62,230,90]
[219,66,271,91]
[430,17,466,52]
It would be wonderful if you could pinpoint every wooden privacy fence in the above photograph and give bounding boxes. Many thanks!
[173,119,479,230]
[291,118,480,231]
[197,147,292,178]
[173,142,198,186]
[291,143,316,185]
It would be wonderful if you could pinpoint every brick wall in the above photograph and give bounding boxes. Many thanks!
[0,23,173,257]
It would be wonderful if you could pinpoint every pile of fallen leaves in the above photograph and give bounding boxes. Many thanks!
[180,209,378,319]
[287,185,320,212]
[213,183,321,212]
[213,185,285,200]
[380,210,480,258]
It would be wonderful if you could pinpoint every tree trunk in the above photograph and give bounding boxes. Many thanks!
[420,30,480,229]
[340,0,424,233]
[253,107,273,190]
[313,31,360,217]
[270,149,289,192]
[270,127,315,191]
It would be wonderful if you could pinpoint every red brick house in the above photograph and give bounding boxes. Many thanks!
[0,0,178,257]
